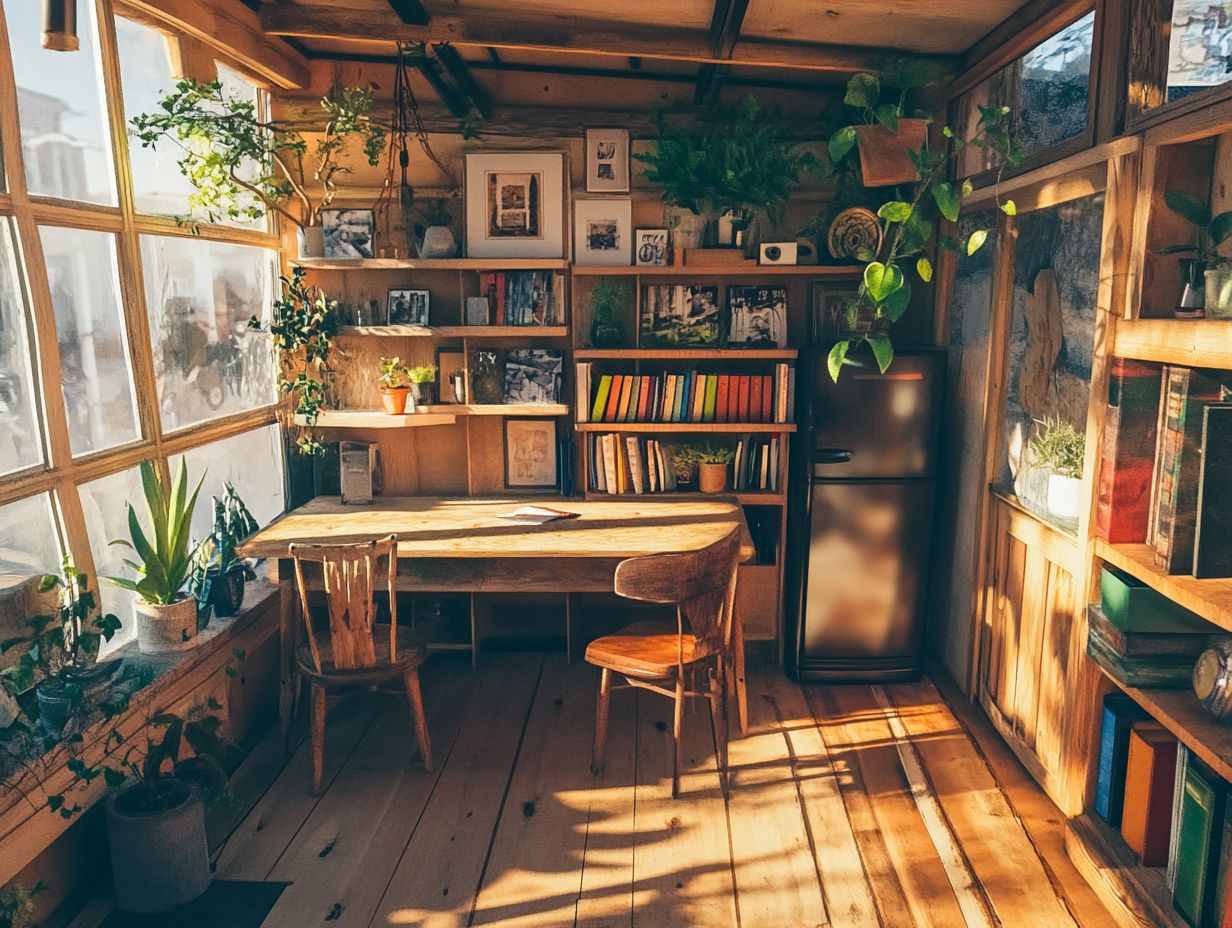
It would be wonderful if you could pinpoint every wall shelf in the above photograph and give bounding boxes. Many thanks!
[570,264,861,277]
[1093,539,1232,634]
[417,404,569,417]
[298,258,569,271]
[575,348,798,360]
[338,325,569,338]
[295,411,459,429]
[584,490,786,505]
[576,422,796,433]
[1112,318,1232,368]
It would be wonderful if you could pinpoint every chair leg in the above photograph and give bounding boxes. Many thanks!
[404,668,434,772]
[592,667,612,775]
[708,663,727,791]
[672,672,685,799]
[284,670,302,758]
[310,684,326,795]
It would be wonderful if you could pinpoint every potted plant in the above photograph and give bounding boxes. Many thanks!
[634,96,819,252]
[1159,189,1232,319]
[188,542,213,632]
[1032,416,1085,521]
[200,484,259,618]
[131,82,386,258]
[414,198,458,258]
[0,560,122,735]
[0,882,47,928]
[587,277,630,348]
[407,365,437,410]
[105,459,204,653]
[693,444,735,493]
[378,357,412,414]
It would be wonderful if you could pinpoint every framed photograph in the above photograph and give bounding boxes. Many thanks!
[503,349,562,404]
[321,208,374,258]
[585,128,629,193]
[504,418,558,489]
[388,288,430,326]
[465,151,566,259]
[640,285,720,347]
[810,283,863,343]
[728,286,787,348]
[634,228,670,266]
[436,348,467,404]
[574,197,632,266]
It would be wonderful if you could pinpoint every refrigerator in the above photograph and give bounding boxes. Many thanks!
[790,348,944,682]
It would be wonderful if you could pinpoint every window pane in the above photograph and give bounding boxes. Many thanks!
[1168,2,1232,102]
[0,218,44,475]
[40,226,141,455]
[79,466,144,653]
[4,0,116,204]
[140,235,277,430]
[180,425,285,541]
[0,493,61,587]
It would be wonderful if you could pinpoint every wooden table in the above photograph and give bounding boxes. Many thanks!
[238,496,755,732]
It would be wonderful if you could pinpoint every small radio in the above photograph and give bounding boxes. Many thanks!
[759,241,798,265]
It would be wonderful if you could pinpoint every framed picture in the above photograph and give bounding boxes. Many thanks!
[465,151,566,259]
[503,349,562,404]
[574,197,632,266]
[810,284,863,343]
[634,228,669,266]
[321,208,374,258]
[504,418,558,489]
[640,285,720,347]
[388,288,430,326]
[728,286,788,348]
[468,349,505,405]
[585,128,629,193]
[436,348,467,403]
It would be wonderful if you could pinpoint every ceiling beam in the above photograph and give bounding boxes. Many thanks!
[410,54,470,118]
[259,5,953,75]
[433,44,493,119]
[709,0,751,58]
[693,63,726,105]
[387,0,431,26]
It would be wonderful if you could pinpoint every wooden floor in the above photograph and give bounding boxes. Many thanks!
[213,654,1114,928]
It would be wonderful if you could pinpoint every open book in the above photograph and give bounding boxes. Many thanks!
[497,506,581,524]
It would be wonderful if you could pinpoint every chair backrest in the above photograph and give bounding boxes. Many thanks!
[289,535,398,672]
[613,528,743,663]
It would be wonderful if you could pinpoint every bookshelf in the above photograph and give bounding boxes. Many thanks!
[295,411,458,429]
[298,257,569,271]
[339,325,570,339]
[1094,540,1232,634]
[1111,318,1232,369]
[575,348,798,360]
[575,422,796,433]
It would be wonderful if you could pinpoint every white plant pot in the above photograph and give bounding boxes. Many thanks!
[135,597,198,653]
[418,226,458,259]
[297,225,326,259]
[1046,473,1082,521]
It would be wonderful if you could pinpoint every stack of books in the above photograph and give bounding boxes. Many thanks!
[587,434,780,495]
[576,363,795,425]
[475,271,564,326]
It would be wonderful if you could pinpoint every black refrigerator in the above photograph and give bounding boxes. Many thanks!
[789,348,943,682]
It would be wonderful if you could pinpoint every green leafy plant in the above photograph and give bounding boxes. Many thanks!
[407,365,436,385]
[634,96,820,230]
[249,267,338,455]
[202,483,259,577]
[130,80,385,227]
[825,59,946,159]
[589,278,629,325]
[0,559,121,695]
[0,881,46,928]
[1160,190,1232,265]
[378,356,412,389]
[672,442,735,480]
[105,459,204,606]
[1032,416,1085,479]
[824,71,1022,381]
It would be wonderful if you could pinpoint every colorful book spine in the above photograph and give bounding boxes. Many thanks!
[1121,721,1179,866]
[1096,359,1163,543]
[1194,404,1232,578]
[717,375,731,423]
[1169,746,1191,894]
[1096,693,1148,826]
[1173,759,1227,927]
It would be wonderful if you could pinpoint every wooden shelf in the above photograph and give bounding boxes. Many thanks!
[584,491,786,505]
[337,325,569,338]
[575,348,798,360]
[570,264,861,277]
[295,411,458,429]
[1066,813,1187,928]
[1094,539,1232,634]
[298,258,568,271]
[1113,318,1232,368]
[576,422,796,433]
[417,404,569,417]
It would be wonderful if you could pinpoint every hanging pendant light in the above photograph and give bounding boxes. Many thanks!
[43,0,79,52]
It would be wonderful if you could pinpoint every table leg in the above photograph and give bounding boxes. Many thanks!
[469,592,479,669]
[732,610,748,734]
[565,592,574,663]
[277,567,297,737]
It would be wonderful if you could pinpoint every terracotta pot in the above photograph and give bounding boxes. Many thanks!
[854,119,929,187]
[107,780,210,913]
[134,597,198,653]
[297,225,325,259]
[381,387,409,415]
[698,462,728,494]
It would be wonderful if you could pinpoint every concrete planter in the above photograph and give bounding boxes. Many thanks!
[106,781,211,914]
[134,597,198,653]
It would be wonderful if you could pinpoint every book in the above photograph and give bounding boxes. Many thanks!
[617,375,635,422]
[1212,801,1232,928]
[1097,359,1164,543]
[602,434,618,493]
[703,375,718,423]
[626,436,644,494]
[1167,747,1190,894]
[1088,605,1216,659]
[1121,721,1179,866]
[577,364,591,423]
[691,374,707,422]
[1173,759,1227,927]
[1095,692,1148,827]
[592,436,607,492]
[786,367,796,421]
[647,439,659,492]
[1194,404,1232,578]
[737,376,751,422]
[1086,625,1197,688]
[717,375,731,423]
[591,374,611,423]
[761,374,774,422]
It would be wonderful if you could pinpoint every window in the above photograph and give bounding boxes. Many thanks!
[140,235,276,431]
[181,424,285,541]
[1167,2,1232,102]
[78,465,145,653]
[0,218,44,475]
[4,0,117,204]
[40,226,141,456]
[0,493,62,579]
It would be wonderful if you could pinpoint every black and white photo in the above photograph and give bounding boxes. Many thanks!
[585,128,630,193]
[322,208,375,259]
[573,198,632,266]
[503,349,562,404]
[635,228,670,266]
[640,285,720,347]
[387,288,430,326]
[728,286,787,348]
[465,152,566,258]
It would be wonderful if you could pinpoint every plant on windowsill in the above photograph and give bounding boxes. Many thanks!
[1031,416,1085,521]
[196,483,259,620]
[0,559,122,736]
[105,459,204,654]
[407,365,437,409]
[378,356,412,415]
[249,267,339,456]
[1159,190,1232,319]
[130,81,386,258]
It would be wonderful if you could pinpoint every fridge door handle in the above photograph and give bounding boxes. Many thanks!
[814,448,854,465]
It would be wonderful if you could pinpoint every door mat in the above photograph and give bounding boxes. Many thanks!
[100,881,289,928]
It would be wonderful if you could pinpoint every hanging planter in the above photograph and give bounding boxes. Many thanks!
[853,119,929,187]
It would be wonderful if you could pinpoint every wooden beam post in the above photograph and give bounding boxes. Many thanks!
[433,44,493,119]
[412,53,470,118]
[709,0,751,58]
[387,0,431,27]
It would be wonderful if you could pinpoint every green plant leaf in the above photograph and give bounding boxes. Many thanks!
[873,104,899,131]
[883,280,912,321]
[844,72,880,110]
[967,229,989,256]
[863,262,904,303]
[932,182,960,222]
[827,340,851,382]
[916,257,933,283]
[877,201,913,223]
[1001,199,1017,216]
[867,334,895,373]
[1165,190,1211,228]
[1211,210,1232,245]
[828,126,857,164]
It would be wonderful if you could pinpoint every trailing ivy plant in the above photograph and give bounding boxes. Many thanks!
[130,80,385,227]
[249,267,338,455]
[0,881,46,928]
[824,72,1024,380]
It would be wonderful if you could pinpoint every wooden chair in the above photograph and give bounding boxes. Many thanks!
[289,535,432,794]
[585,529,742,798]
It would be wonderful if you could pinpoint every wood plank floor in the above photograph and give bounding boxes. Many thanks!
[212,654,1113,928]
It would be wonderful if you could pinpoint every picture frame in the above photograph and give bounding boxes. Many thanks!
[464,151,566,259]
[465,296,491,326]
[504,349,563,404]
[640,284,721,347]
[436,348,467,404]
[634,228,670,266]
[504,418,559,489]
[573,197,632,266]
[321,208,375,259]
[584,128,630,193]
[388,288,430,326]
[810,284,863,343]
[728,286,788,348]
